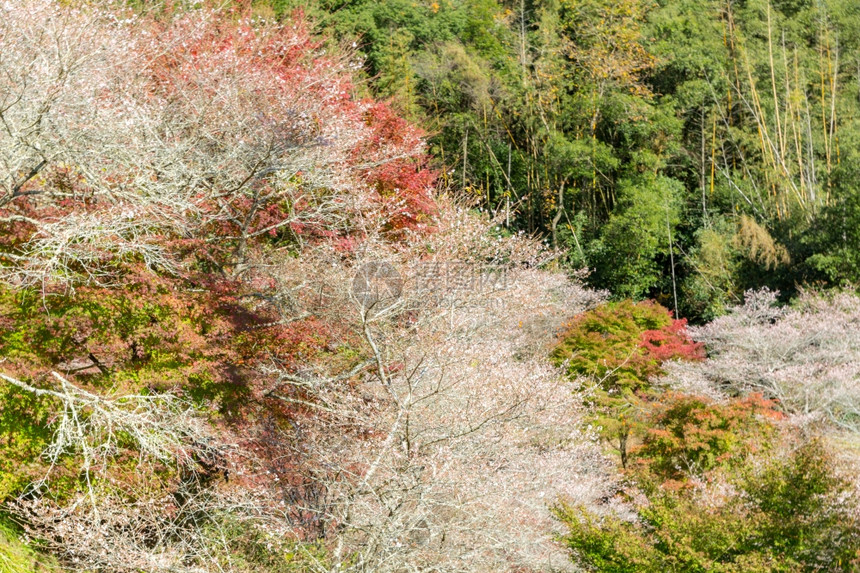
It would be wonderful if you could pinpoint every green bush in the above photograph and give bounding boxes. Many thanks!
[552,300,702,395]
[0,385,53,500]
[553,300,705,467]
[555,439,860,572]
[633,392,781,484]
[0,515,57,573]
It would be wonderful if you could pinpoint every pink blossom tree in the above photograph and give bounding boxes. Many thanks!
[0,2,614,571]
[663,289,860,432]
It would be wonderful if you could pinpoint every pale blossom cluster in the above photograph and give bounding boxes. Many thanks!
[248,204,614,572]
[0,2,618,571]
[0,0,420,287]
[661,288,860,432]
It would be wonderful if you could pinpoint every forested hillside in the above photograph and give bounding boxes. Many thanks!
[258,0,860,319]
[0,0,859,571]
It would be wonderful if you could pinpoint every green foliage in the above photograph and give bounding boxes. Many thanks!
[587,176,683,299]
[556,439,860,572]
[742,439,859,563]
[802,164,860,285]
[207,518,332,573]
[246,0,860,317]
[680,218,743,321]
[0,514,57,573]
[0,385,53,500]
[552,300,700,393]
[553,300,703,466]
[0,281,252,411]
[552,504,663,573]
[633,393,781,484]
[0,277,361,504]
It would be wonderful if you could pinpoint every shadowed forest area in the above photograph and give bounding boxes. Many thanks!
[0,0,859,571]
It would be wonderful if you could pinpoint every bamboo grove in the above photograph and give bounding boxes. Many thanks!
[262,0,860,318]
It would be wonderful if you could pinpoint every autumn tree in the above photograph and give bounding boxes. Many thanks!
[0,2,617,571]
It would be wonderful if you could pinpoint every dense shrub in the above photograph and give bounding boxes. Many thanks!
[554,298,860,572]
[633,392,783,485]
[555,439,860,572]
[552,300,703,395]
[553,300,705,467]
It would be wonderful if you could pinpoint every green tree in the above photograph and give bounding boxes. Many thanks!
[556,438,860,572]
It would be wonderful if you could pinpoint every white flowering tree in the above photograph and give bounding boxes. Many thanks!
[0,2,613,572]
[662,289,860,432]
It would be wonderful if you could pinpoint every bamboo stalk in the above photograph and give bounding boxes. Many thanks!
[767,2,785,162]
[819,28,831,173]
[710,112,717,196]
